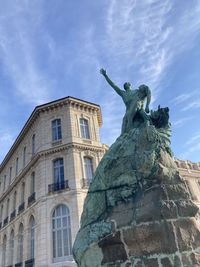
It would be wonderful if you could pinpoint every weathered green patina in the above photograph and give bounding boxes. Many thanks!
[73,70,200,267]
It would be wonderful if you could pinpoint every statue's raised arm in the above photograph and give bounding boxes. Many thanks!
[100,69,124,97]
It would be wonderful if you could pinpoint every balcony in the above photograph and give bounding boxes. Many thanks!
[10,210,16,222]
[25,259,34,267]
[82,178,91,188]
[15,263,22,267]
[18,202,25,214]
[28,192,36,206]
[48,180,69,194]
[4,216,8,226]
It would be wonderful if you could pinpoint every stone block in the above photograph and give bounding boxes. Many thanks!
[173,218,200,251]
[123,221,177,257]
[143,258,159,267]
[164,184,190,200]
[160,200,177,219]
[190,252,200,265]
[181,254,192,266]
[174,255,182,267]
[109,201,134,228]
[161,257,173,267]
[176,200,199,218]
[98,231,128,264]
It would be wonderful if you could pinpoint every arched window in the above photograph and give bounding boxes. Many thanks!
[80,118,90,139]
[52,204,72,262]
[52,119,62,141]
[2,235,7,267]
[10,230,14,266]
[29,216,35,259]
[84,157,94,181]
[17,224,24,263]
[53,159,64,184]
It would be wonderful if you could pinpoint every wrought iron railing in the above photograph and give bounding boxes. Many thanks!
[25,258,34,267]
[28,192,36,206]
[48,180,69,193]
[18,202,25,214]
[10,209,16,221]
[4,216,8,226]
[82,178,91,188]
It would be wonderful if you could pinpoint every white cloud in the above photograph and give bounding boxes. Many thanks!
[0,1,52,105]
[172,116,193,128]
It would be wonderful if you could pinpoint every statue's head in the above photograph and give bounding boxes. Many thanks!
[138,84,150,97]
[123,82,131,91]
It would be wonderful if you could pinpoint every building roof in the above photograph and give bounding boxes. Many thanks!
[0,96,102,171]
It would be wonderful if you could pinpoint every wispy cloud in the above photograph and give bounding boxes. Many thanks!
[0,1,53,105]
[185,132,200,146]
[172,116,193,128]
[0,130,16,163]
[171,89,200,111]
[179,131,200,160]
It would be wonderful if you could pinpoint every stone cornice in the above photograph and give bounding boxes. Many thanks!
[0,96,102,171]
[175,159,200,172]
[0,142,105,203]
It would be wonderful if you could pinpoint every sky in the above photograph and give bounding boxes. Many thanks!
[0,0,200,163]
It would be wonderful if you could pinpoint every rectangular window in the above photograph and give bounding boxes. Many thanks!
[16,157,19,176]
[21,183,25,203]
[52,119,62,141]
[80,118,90,139]
[32,134,35,155]
[9,167,12,184]
[84,157,94,181]
[23,146,26,167]
[53,159,64,184]
[3,175,6,191]
[30,172,35,194]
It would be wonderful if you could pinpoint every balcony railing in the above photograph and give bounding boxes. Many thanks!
[15,263,22,267]
[10,209,16,222]
[48,180,69,193]
[4,216,8,226]
[25,258,34,267]
[18,202,25,214]
[28,192,36,206]
[82,178,92,188]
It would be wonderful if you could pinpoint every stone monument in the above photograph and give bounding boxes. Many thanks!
[73,69,200,267]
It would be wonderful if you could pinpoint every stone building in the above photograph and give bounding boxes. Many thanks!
[175,159,200,208]
[0,96,199,267]
[0,97,106,267]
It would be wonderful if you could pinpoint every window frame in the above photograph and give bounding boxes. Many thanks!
[52,118,62,141]
[80,118,90,139]
[84,157,94,182]
[52,204,72,263]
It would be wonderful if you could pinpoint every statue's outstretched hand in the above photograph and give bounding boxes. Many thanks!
[100,68,106,76]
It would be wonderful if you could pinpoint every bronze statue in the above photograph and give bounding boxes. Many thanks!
[100,68,151,134]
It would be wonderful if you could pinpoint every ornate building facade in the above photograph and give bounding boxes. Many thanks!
[0,97,107,267]
[0,96,199,267]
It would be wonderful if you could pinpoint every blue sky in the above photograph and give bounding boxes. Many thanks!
[0,0,200,163]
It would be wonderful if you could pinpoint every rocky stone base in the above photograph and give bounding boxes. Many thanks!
[73,125,200,267]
